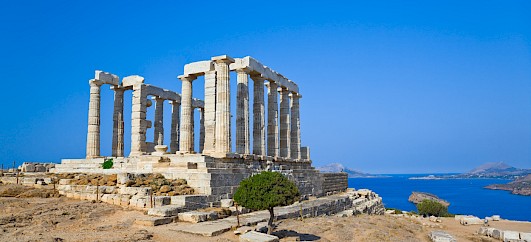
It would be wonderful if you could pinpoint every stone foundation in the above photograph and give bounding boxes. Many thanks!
[52,154,347,203]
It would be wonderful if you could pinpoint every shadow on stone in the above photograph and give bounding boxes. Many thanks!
[272,229,321,241]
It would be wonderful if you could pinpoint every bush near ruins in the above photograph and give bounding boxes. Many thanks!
[102,158,113,169]
[233,171,300,234]
[416,199,451,217]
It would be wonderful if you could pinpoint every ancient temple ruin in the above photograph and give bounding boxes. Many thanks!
[53,55,347,203]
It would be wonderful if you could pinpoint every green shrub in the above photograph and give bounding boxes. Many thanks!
[234,171,300,234]
[102,158,113,169]
[416,199,450,217]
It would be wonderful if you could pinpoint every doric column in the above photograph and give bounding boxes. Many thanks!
[130,84,148,156]
[203,70,216,153]
[179,75,196,153]
[170,100,180,153]
[267,81,279,157]
[111,86,125,157]
[290,93,301,159]
[199,108,205,153]
[212,55,235,154]
[153,97,164,146]
[87,79,103,158]
[279,87,291,158]
[251,75,266,156]
[236,69,250,154]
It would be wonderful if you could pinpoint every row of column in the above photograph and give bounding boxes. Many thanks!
[177,57,302,159]
[86,80,205,159]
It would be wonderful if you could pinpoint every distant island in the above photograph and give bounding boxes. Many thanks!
[316,163,387,178]
[409,162,531,196]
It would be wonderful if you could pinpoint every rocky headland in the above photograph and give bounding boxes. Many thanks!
[317,163,388,178]
[485,174,531,196]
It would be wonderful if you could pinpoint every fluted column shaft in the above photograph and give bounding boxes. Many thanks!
[111,87,125,157]
[130,84,148,156]
[87,79,103,158]
[199,108,205,153]
[170,101,180,153]
[203,71,217,153]
[252,76,266,155]
[153,97,164,145]
[290,93,301,159]
[267,81,279,157]
[179,76,196,153]
[279,87,291,158]
[213,56,234,154]
[236,69,250,154]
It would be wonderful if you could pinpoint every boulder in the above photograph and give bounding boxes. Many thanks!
[239,231,279,242]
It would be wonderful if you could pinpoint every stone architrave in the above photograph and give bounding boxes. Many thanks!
[267,81,279,157]
[170,101,180,153]
[290,93,301,159]
[212,55,235,154]
[86,79,103,159]
[179,75,196,153]
[203,70,216,153]
[130,83,148,156]
[153,97,164,146]
[236,69,250,154]
[199,108,205,153]
[251,75,266,156]
[279,86,291,158]
[111,86,125,157]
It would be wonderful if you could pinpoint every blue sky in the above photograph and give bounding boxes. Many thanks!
[1,1,530,173]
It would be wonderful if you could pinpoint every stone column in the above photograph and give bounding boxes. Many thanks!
[236,69,250,154]
[179,75,196,153]
[86,79,103,159]
[279,87,291,158]
[153,97,164,145]
[267,81,279,157]
[290,93,301,159]
[203,70,216,153]
[130,84,148,156]
[212,55,235,154]
[251,75,266,156]
[111,86,125,157]
[199,108,205,153]
[170,101,180,153]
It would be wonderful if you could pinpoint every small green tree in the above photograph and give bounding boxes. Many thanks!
[233,171,300,234]
[102,158,113,169]
[416,199,449,217]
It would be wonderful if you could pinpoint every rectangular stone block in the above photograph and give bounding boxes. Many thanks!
[134,216,175,226]
[239,231,279,242]
[502,231,519,242]
[147,205,183,217]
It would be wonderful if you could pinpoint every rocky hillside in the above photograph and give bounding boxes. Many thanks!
[485,174,531,196]
[317,163,383,178]
[459,162,531,179]
[408,192,450,207]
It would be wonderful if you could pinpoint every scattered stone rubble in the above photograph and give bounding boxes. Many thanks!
[478,226,531,242]
[429,231,456,242]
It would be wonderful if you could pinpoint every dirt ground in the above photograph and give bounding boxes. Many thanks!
[1,184,530,242]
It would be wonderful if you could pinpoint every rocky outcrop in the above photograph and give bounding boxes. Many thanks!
[408,192,450,207]
[485,174,531,196]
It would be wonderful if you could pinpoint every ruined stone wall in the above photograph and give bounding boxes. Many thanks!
[320,173,348,195]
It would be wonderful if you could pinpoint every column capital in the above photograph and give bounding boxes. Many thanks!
[211,55,235,64]
[250,74,266,82]
[236,67,251,74]
[178,74,197,82]
[168,100,180,105]
[151,96,164,101]
[89,79,103,87]
[277,86,289,93]
[289,92,302,98]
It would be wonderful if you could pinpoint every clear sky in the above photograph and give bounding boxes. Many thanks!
[1,1,530,173]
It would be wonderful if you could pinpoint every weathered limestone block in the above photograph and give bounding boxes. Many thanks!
[95,70,119,86]
[492,229,504,240]
[134,216,175,226]
[147,205,183,217]
[177,211,217,223]
[429,231,456,242]
[154,196,171,206]
[502,231,520,242]
[220,199,234,208]
[520,232,531,241]
[239,231,279,242]
[460,216,483,225]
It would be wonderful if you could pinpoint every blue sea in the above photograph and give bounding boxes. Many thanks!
[348,174,531,222]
